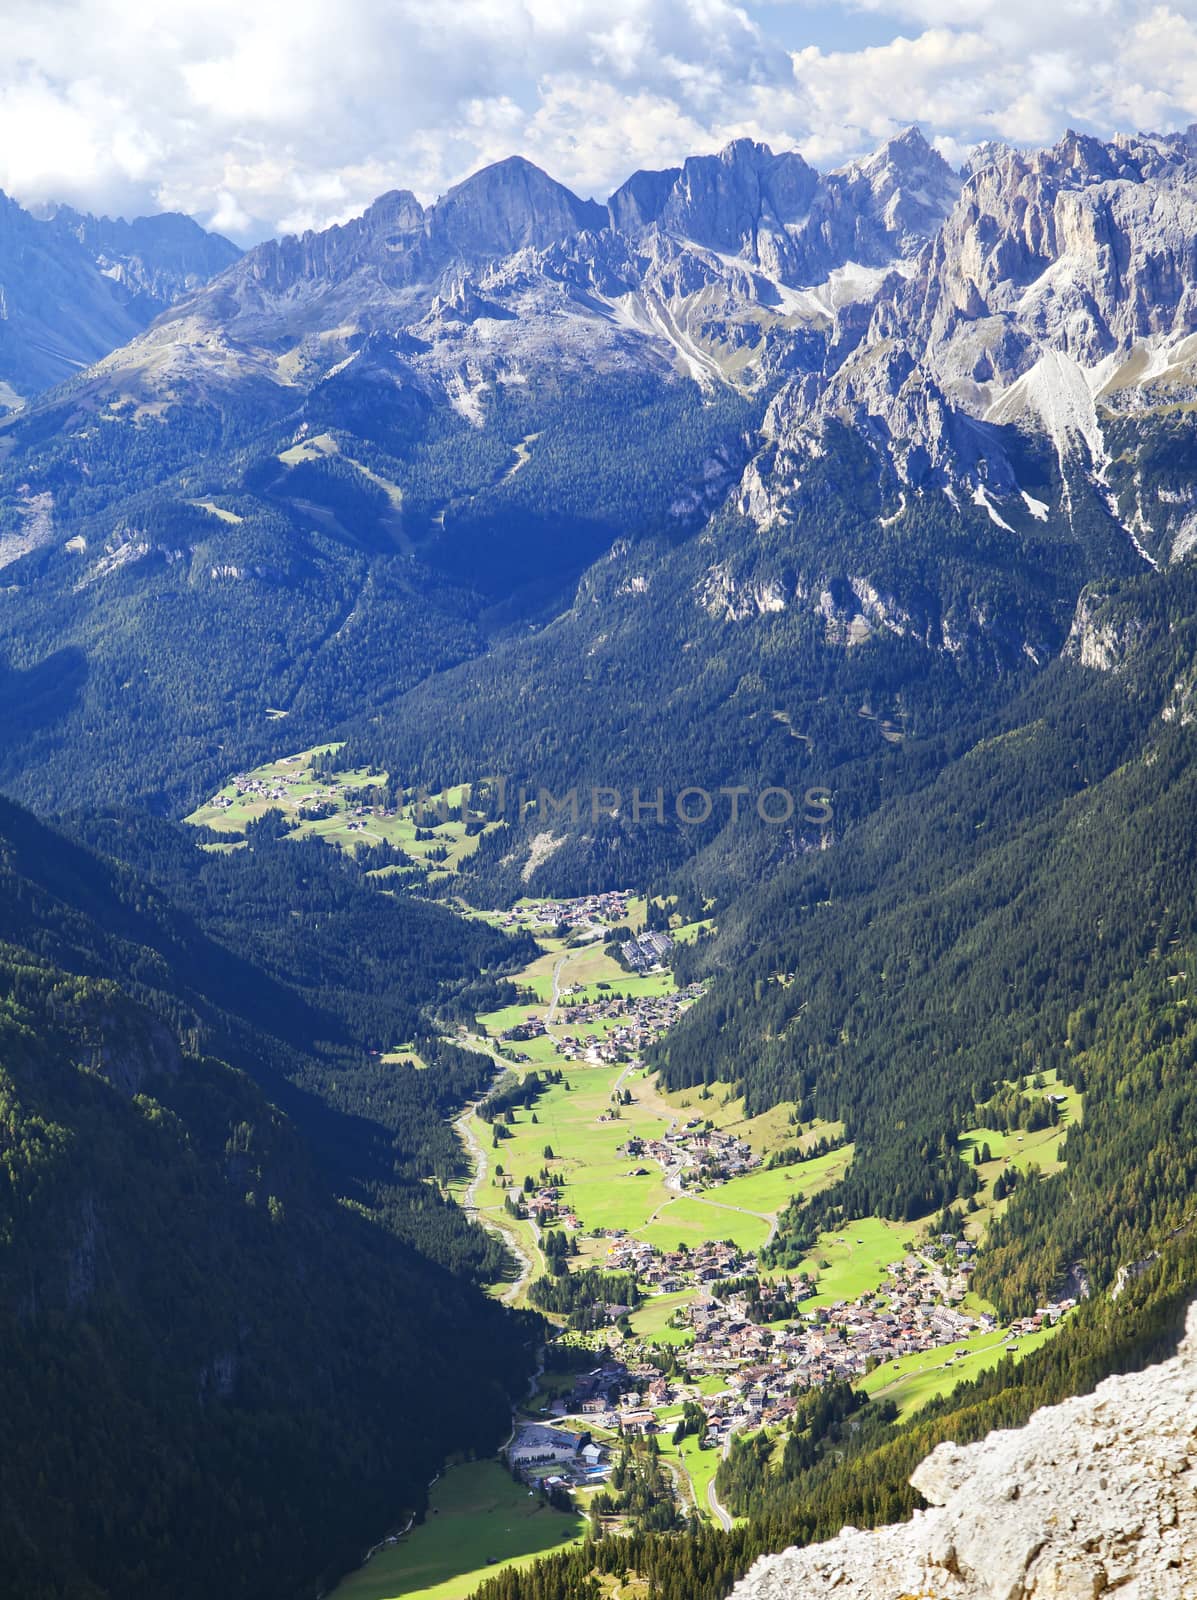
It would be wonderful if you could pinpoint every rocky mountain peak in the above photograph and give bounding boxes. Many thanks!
[429,156,606,258]
[358,188,427,233]
[642,139,820,280]
[606,165,681,233]
[836,124,961,253]
[851,122,938,172]
[37,114,1197,549]
[1047,126,1124,179]
[228,189,425,301]
[663,139,818,235]
[214,158,604,313]
[964,139,1021,176]
[719,135,784,167]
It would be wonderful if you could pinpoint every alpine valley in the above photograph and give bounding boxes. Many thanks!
[5,120,1197,1600]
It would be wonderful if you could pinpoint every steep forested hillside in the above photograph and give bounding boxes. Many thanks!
[651,565,1197,1300]
[0,369,753,813]
[0,961,525,1600]
[1,797,543,1270]
[0,799,537,1600]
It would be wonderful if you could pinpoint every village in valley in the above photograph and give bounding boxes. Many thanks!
[504,1231,1074,1511]
[501,980,709,1070]
[185,743,506,879]
[182,749,1085,1600]
[439,887,1081,1545]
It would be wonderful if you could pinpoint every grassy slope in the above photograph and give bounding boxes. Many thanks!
[860,1322,1061,1420]
[329,1462,585,1600]
[958,1070,1084,1244]
[799,1216,928,1308]
[187,745,499,877]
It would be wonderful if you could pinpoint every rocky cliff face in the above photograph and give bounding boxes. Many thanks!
[45,204,240,312]
[1064,585,1152,673]
[732,1302,1197,1600]
[738,124,1197,550]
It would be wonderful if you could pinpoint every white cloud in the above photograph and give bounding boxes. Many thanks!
[789,2,1197,167]
[0,0,1192,242]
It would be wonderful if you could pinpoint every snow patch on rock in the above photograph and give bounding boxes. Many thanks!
[1020,490,1049,521]
[973,484,1015,531]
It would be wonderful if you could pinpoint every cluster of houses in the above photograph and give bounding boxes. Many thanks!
[213,770,316,810]
[522,1185,578,1228]
[622,1119,759,1191]
[604,1235,745,1289]
[675,1251,1076,1438]
[497,983,705,1065]
[556,983,707,1065]
[550,1358,674,1432]
[536,1238,1078,1460]
[499,1015,547,1044]
[213,767,399,828]
[682,1258,979,1391]
[496,892,631,938]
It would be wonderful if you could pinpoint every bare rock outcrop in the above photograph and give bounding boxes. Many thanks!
[732,1303,1197,1600]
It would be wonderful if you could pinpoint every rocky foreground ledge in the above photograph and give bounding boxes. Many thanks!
[732,1305,1197,1600]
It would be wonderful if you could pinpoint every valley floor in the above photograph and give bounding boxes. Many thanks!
[329,891,1079,1600]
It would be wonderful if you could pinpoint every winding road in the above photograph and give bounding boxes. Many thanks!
[649,1160,781,1245]
[545,955,568,1027]
[706,1428,739,1531]
[707,1476,733,1532]
[453,1068,541,1307]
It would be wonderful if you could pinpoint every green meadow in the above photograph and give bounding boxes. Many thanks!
[799,1216,924,1307]
[428,898,1068,1573]
[958,1069,1084,1241]
[185,745,502,877]
[500,1065,678,1233]
[480,1059,816,1254]
[467,932,846,1262]
[658,1428,722,1513]
[635,1194,772,1254]
[328,1461,584,1600]
[861,1322,1062,1419]
[627,1290,695,1347]
[706,1145,854,1215]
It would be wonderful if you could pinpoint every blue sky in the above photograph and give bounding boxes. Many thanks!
[754,3,909,51]
[0,0,1194,241]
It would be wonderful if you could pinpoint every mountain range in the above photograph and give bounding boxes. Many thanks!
[47,121,1197,545]
[3,122,1197,817]
[0,191,240,405]
[61,129,965,421]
